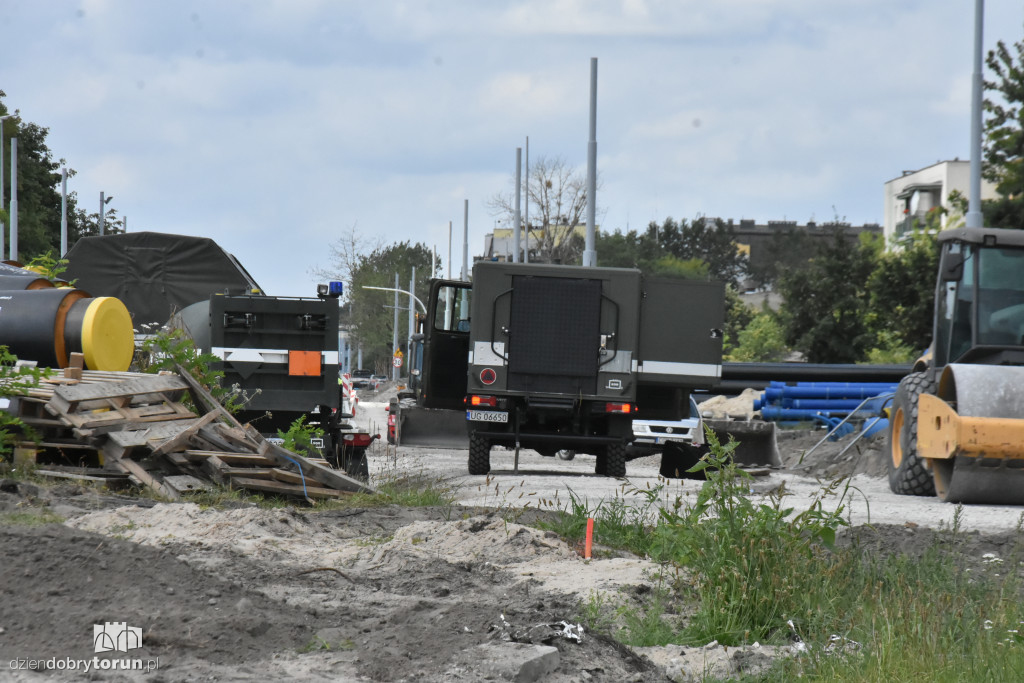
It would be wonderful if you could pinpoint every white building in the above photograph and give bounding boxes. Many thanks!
[883,160,997,245]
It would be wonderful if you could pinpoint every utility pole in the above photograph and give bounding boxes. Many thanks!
[9,138,17,261]
[461,199,469,281]
[447,220,453,279]
[0,114,10,260]
[524,136,529,263]
[966,0,985,228]
[513,147,522,263]
[407,266,416,372]
[60,168,68,255]
[392,272,400,381]
[583,57,598,267]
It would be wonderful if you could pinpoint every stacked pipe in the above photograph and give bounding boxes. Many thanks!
[755,381,898,422]
[0,262,134,371]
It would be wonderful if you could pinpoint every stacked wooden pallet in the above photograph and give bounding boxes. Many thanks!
[3,362,375,502]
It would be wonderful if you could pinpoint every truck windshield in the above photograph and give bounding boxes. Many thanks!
[977,246,1024,347]
[433,284,472,333]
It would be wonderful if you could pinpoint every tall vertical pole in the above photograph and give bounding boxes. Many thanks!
[407,266,416,368]
[583,57,598,267]
[524,136,529,263]
[461,199,469,280]
[447,220,453,279]
[9,138,17,261]
[0,117,6,260]
[513,148,522,263]
[392,272,400,381]
[99,191,106,236]
[123,215,127,233]
[966,0,985,229]
[60,168,68,255]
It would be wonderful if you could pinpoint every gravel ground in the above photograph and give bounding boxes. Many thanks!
[1,395,1023,681]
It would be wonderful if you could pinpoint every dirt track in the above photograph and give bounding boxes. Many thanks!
[2,400,1023,681]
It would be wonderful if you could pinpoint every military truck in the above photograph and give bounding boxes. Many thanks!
[397,260,727,477]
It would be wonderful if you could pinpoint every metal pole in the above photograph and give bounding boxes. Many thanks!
[513,147,522,263]
[392,272,400,381]
[447,220,452,279]
[123,215,127,233]
[461,199,469,280]
[583,57,598,267]
[9,138,17,261]
[99,191,106,236]
[60,167,68,255]
[0,116,7,260]
[524,136,529,263]
[966,0,985,229]
[407,266,416,366]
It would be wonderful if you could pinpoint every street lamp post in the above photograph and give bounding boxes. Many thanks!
[99,192,113,235]
[0,114,11,259]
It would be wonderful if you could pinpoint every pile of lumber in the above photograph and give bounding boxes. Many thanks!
[4,360,375,502]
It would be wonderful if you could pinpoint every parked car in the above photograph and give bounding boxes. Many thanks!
[350,369,374,389]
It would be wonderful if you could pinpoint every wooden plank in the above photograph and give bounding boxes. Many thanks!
[197,424,242,454]
[183,451,276,467]
[52,374,188,404]
[102,442,180,501]
[258,439,376,494]
[148,411,216,458]
[230,476,348,500]
[224,467,275,479]
[105,419,199,456]
[34,469,128,483]
[209,422,262,450]
[164,475,212,494]
[200,455,231,486]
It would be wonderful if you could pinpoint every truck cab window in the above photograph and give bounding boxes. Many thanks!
[434,285,472,332]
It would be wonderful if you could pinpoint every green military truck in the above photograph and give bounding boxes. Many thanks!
[399,261,727,477]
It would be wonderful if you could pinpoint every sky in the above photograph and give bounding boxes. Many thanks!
[1,1,1021,297]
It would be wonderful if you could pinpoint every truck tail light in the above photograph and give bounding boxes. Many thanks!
[605,402,634,414]
[343,433,374,447]
[469,395,498,407]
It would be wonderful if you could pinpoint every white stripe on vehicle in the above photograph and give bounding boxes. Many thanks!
[636,360,721,378]
[211,347,339,365]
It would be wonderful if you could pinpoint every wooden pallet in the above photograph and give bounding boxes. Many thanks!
[3,366,379,502]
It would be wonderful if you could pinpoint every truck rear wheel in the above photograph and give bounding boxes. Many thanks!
[341,446,369,481]
[468,433,491,475]
[887,372,937,496]
[600,443,627,478]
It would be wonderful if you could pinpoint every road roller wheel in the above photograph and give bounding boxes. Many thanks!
[887,372,937,496]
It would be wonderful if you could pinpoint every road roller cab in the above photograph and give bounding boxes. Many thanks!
[888,227,1024,503]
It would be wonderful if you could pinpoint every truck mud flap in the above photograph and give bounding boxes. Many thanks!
[705,419,781,468]
[398,408,469,449]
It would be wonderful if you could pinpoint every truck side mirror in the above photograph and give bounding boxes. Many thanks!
[940,252,964,282]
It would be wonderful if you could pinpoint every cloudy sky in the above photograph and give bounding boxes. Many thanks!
[2,1,1021,296]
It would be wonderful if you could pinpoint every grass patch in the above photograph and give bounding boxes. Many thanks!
[536,428,1024,680]
[0,509,65,525]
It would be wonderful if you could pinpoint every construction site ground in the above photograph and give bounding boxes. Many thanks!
[3,395,1024,682]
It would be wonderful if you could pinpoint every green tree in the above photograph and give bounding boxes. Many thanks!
[777,229,880,363]
[0,92,122,262]
[983,34,1024,228]
[725,312,788,362]
[864,220,942,356]
[650,216,748,288]
[746,224,819,290]
[316,230,438,371]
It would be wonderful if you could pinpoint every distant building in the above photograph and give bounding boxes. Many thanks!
[722,218,883,289]
[483,224,594,263]
[883,160,997,245]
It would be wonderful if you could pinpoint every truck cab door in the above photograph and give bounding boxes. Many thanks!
[419,279,472,409]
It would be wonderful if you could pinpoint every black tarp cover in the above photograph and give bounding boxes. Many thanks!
[63,232,264,325]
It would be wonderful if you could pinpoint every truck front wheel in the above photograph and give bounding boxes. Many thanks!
[468,433,491,475]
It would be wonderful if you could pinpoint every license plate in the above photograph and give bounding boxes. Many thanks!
[467,410,508,423]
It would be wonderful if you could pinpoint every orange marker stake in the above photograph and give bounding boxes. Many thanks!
[585,517,594,559]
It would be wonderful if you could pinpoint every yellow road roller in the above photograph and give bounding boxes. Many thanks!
[888,227,1024,504]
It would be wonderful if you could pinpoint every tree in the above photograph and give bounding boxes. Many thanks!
[651,216,748,288]
[315,228,438,371]
[0,92,121,262]
[746,224,819,290]
[776,229,880,363]
[488,156,592,264]
[983,35,1024,228]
